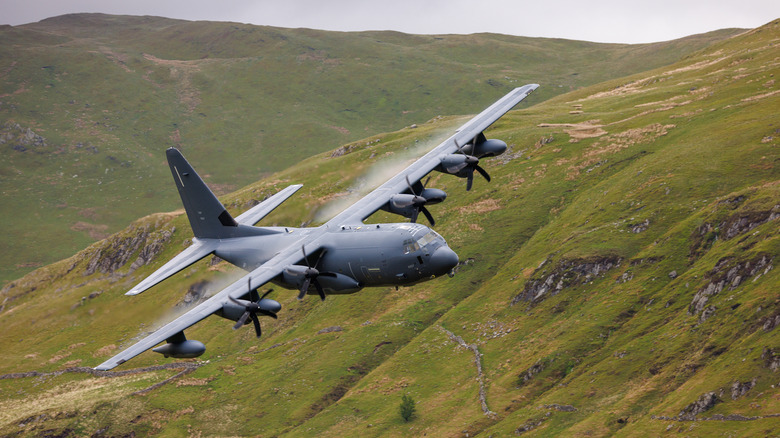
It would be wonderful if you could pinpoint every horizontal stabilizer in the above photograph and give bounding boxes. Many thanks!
[125,238,218,296]
[235,184,303,226]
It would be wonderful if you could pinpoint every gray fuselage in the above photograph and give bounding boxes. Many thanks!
[209,222,459,295]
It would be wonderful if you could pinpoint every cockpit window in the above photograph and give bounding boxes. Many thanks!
[416,231,438,248]
[403,238,420,254]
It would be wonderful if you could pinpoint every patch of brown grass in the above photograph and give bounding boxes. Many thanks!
[70,221,109,240]
[457,199,502,215]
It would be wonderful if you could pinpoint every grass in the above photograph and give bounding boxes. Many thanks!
[0,13,743,284]
[0,16,778,438]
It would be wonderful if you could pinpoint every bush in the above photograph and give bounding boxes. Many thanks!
[399,393,416,422]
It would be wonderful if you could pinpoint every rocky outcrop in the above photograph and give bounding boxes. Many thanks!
[83,224,175,277]
[517,359,547,386]
[688,254,773,316]
[762,347,780,371]
[690,204,779,258]
[730,379,756,400]
[1,122,48,151]
[678,392,721,420]
[512,256,621,305]
[317,326,343,335]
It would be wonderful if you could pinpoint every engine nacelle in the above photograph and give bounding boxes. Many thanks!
[152,339,206,358]
[472,139,507,158]
[217,298,281,322]
[282,267,362,294]
[384,195,418,220]
[438,154,470,176]
[420,187,447,204]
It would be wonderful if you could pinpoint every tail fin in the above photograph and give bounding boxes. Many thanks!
[166,148,271,239]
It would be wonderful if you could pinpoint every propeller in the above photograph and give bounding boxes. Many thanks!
[229,279,277,338]
[454,138,491,191]
[397,175,436,226]
[297,246,337,301]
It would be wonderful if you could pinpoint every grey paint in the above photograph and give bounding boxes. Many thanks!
[94,84,538,370]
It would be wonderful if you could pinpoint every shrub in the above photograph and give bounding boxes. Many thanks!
[399,393,416,422]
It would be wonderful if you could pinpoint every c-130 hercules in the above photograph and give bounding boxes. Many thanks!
[95,84,538,371]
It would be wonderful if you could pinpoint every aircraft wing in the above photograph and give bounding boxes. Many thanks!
[125,238,219,296]
[95,85,536,370]
[326,84,538,226]
[95,240,318,371]
[235,184,303,226]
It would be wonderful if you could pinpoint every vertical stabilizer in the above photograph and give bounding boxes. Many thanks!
[166,148,239,239]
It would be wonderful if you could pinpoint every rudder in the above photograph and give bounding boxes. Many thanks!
[166,147,239,239]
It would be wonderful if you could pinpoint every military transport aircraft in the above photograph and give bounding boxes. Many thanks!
[95,84,538,371]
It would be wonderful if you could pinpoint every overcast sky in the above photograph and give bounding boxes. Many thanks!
[1,0,778,44]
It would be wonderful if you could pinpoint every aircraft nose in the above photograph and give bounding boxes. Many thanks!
[430,246,459,275]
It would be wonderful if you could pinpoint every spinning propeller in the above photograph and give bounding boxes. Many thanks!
[394,175,436,226]
[454,138,491,191]
[228,279,278,338]
[296,246,337,301]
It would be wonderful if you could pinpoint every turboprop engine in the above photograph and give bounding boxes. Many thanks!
[383,176,447,226]
[436,134,507,191]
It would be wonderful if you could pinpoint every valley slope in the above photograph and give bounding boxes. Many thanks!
[0,18,778,438]
[0,13,742,283]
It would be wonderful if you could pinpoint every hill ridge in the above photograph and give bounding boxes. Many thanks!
[0,13,744,284]
[0,17,777,438]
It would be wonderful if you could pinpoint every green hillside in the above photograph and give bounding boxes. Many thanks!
[0,17,778,437]
[0,13,743,284]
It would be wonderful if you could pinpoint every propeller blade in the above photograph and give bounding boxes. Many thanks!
[405,175,418,196]
[421,206,435,226]
[466,169,474,191]
[249,313,262,337]
[475,165,491,182]
[314,280,326,301]
[410,207,420,223]
[454,138,463,154]
[315,248,326,268]
[301,245,312,268]
[259,309,278,319]
[233,311,250,330]
[259,289,274,300]
[298,277,311,300]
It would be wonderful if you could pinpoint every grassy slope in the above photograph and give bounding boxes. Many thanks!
[0,13,742,284]
[0,18,778,437]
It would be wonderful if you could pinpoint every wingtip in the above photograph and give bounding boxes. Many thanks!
[125,290,141,296]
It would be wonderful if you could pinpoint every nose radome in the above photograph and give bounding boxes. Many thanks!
[430,246,459,275]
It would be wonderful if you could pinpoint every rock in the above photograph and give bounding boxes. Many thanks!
[512,256,621,304]
[699,306,717,323]
[762,347,780,371]
[730,379,756,400]
[518,360,546,386]
[762,314,780,332]
[543,404,577,412]
[317,326,343,335]
[84,225,175,277]
[629,219,650,233]
[688,254,773,315]
[678,392,721,420]
[668,270,678,279]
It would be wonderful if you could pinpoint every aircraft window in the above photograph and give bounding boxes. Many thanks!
[416,231,437,248]
[403,240,420,254]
